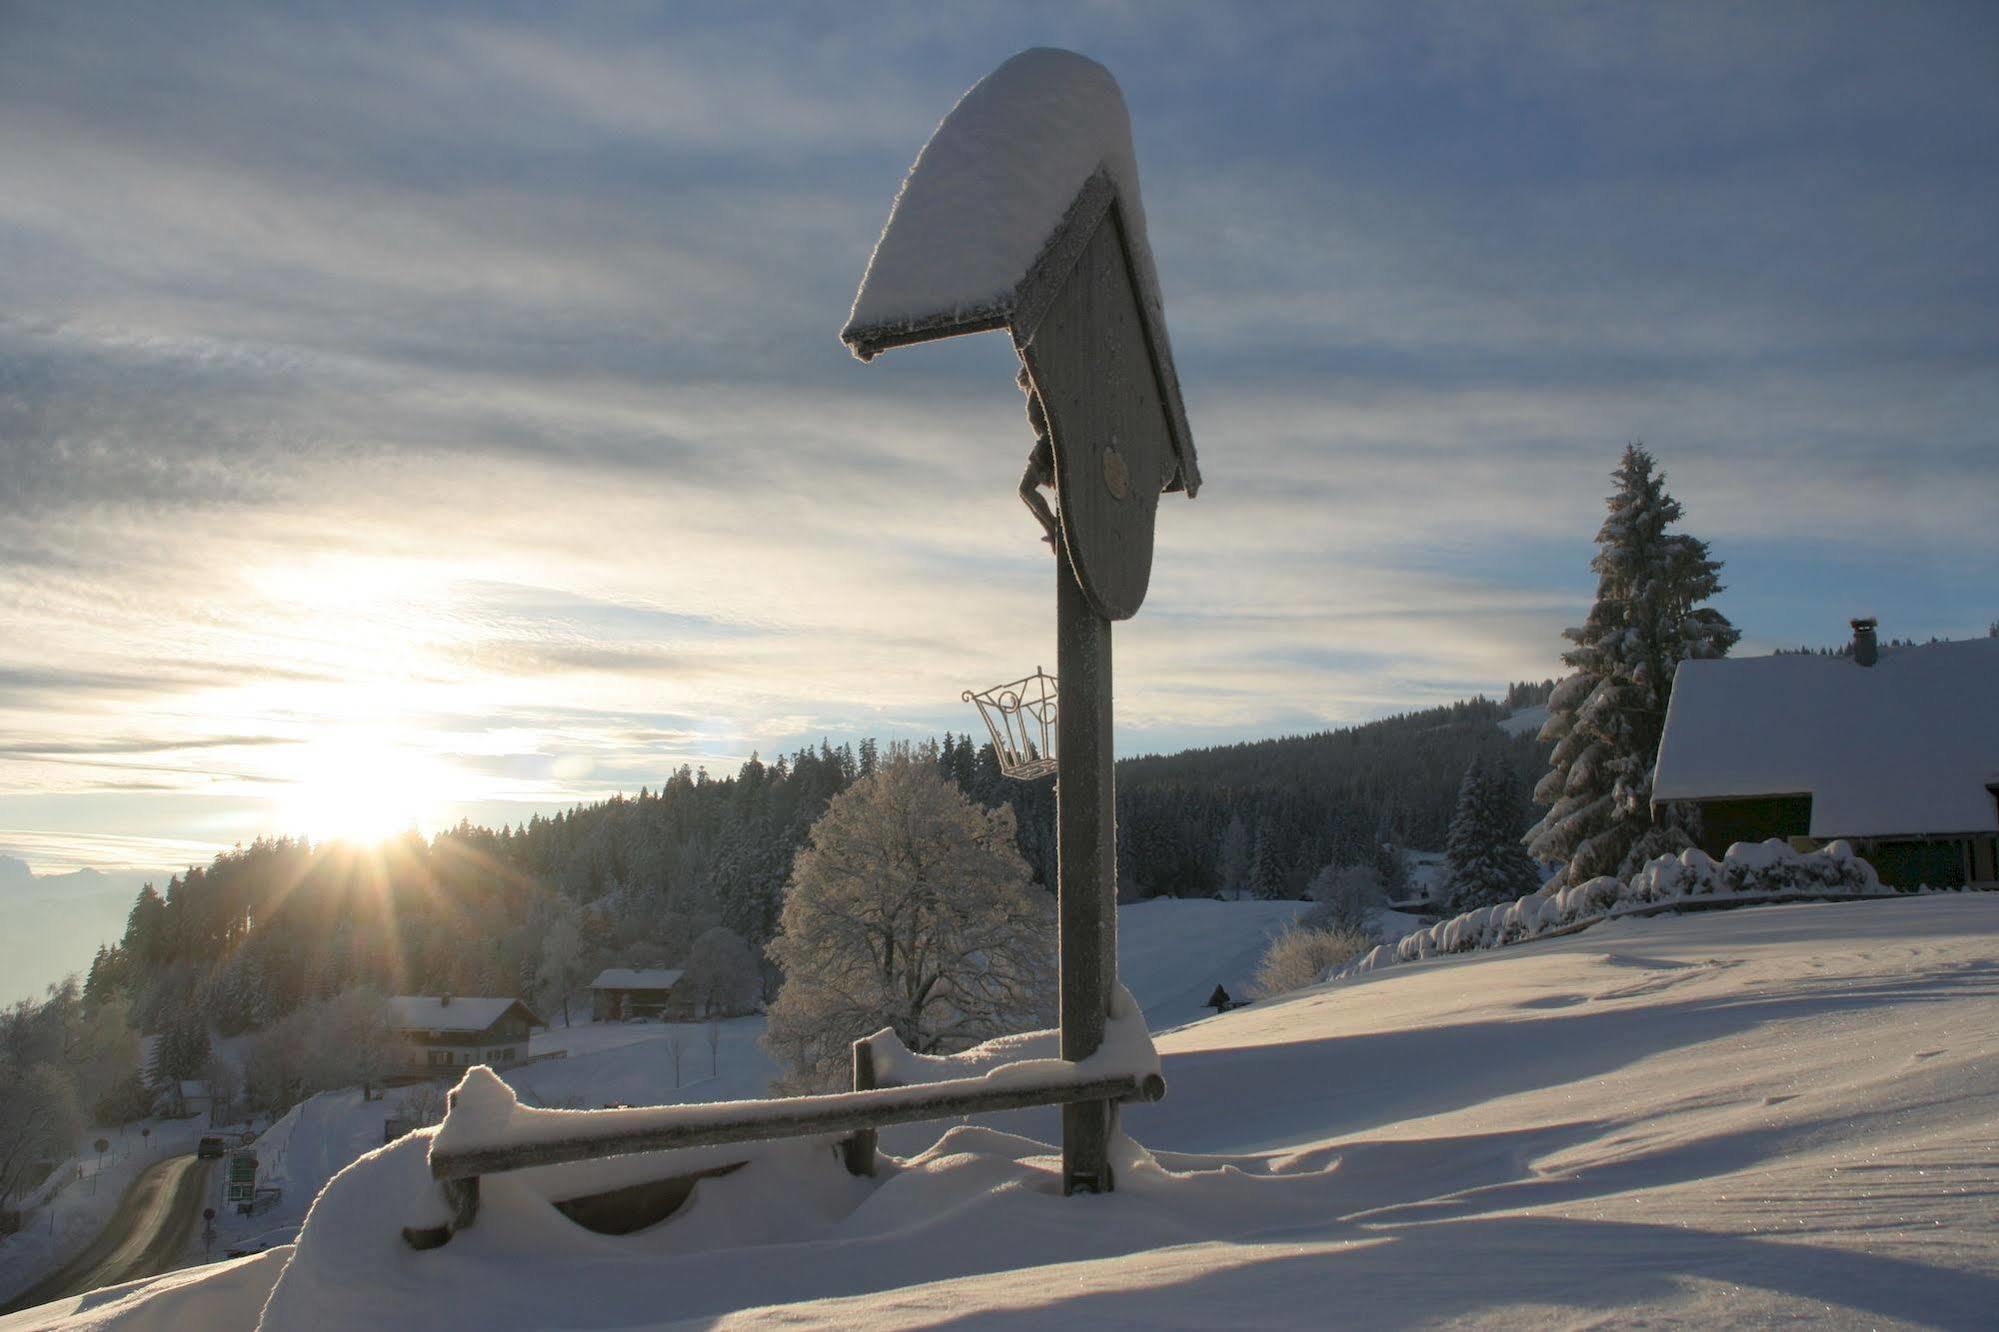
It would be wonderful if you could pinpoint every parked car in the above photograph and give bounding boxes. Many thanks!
[197,1136,226,1159]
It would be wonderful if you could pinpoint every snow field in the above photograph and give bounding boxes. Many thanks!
[21,894,1992,1328]
[5,898,1304,1313]
[517,1014,777,1110]
[1497,702,1549,737]
[1114,896,1307,1029]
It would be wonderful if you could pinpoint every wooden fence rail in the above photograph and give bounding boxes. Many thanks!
[404,1060,1166,1249]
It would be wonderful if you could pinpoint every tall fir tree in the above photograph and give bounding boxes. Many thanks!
[1248,828,1285,900]
[122,883,168,965]
[1527,445,1740,886]
[1443,754,1543,913]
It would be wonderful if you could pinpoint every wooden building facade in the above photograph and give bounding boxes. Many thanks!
[387,996,543,1075]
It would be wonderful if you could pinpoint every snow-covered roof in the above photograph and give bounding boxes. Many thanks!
[1652,638,1999,837]
[386,996,539,1033]
[588,968,684,992]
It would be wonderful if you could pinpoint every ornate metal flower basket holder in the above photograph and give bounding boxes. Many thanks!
[964,668,1059,780]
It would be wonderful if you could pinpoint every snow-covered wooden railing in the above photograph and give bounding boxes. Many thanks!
[405,989,1164,1249]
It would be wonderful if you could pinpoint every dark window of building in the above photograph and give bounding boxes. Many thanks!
[1696,795,1813,858]
[1867,839,1967,889]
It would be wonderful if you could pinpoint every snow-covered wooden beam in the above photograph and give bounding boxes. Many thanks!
[404,1059,1166,1247]
[427,1071,1166,1184]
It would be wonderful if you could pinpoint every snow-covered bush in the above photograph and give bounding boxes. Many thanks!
[1328,839,1904,984]
[1252,925,1373,998]
[1718,839,1879,896]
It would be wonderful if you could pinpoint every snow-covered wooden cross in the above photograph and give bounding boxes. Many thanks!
[843,48,1200,1193]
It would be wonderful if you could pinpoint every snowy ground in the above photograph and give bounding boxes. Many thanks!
[6,900,1304,1310]
[1398,847,1448,911]
[1498,701,1549,736]
[15,894,1994,1329]
[1115,897,1307,1029]
[517,1014,778,1110]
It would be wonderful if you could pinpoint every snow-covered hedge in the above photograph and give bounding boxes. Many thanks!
[1329,839,1955,983]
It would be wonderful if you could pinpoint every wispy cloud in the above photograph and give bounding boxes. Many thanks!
[0,735,297,757]
[1,2,1993,869]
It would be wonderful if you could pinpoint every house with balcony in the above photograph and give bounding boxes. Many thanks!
[386,995,544,1076]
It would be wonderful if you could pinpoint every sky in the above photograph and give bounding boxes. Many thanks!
[2,1,1994,878]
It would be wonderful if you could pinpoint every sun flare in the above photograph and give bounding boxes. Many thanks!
[277,736,446,845]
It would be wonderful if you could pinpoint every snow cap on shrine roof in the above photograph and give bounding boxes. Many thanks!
[842,47,1197,496]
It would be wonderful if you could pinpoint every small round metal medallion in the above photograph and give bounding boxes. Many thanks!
[1101,444,1130,500]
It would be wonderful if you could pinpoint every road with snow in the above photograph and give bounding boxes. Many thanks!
[0,1155,212,1314]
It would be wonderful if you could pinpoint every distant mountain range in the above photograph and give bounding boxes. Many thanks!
[0,855,157,1006]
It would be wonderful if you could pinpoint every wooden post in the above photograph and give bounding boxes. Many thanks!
[1057,543,1117,1194]
[842,1039,878,1177]
[839,53,1200,1206]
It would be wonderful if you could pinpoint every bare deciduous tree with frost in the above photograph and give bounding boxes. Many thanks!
[763,757,1056,1092]
[536,905,585,1028]
[680,926,761,1018]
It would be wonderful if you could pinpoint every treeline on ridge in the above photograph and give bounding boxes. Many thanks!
[79,687,1555,1049]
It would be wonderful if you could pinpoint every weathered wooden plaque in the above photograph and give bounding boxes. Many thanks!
[1016,198,1177,621]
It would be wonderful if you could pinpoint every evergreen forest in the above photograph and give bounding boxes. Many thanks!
[81,687,1556,1047]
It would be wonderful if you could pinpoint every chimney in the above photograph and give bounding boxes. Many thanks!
[440,993,452,1007]
[1851,617,1878,667]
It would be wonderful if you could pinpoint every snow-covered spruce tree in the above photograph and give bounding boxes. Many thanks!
[1443,753,1542,913]
[762,756,1056,1092]
[1528,445,1739,886]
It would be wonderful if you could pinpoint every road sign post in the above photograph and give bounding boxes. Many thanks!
[226,1151,258,1212]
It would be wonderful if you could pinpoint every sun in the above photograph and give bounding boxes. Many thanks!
[277,736,446,845]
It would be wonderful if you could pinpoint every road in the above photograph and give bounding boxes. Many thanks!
[0,1154,214,1315]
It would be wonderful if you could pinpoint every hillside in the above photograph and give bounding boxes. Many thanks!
[64,692,1547,1066]
[16,895,1994,1329]
[0,896,1312,1308]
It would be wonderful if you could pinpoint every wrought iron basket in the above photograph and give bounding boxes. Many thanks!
[963,668,1058,780]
